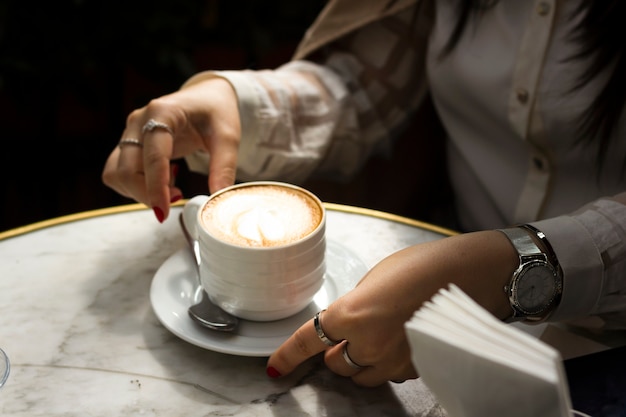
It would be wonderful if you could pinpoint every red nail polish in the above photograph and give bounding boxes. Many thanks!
[152,206,165,223]
[266,366,281,378]
[170,195,182,203]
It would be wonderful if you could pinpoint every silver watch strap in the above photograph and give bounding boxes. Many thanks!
[520,224,560,268]
[498,227,543,258]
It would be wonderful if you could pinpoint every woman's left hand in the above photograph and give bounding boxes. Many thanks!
[266,230,516,386]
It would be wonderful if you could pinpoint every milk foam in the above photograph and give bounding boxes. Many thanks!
[201,185,322,247]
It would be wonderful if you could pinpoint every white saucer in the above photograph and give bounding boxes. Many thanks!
[150,239,368,357]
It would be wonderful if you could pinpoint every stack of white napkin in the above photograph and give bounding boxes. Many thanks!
[405,284,574,417]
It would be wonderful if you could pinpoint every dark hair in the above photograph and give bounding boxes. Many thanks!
[442,0,626,170]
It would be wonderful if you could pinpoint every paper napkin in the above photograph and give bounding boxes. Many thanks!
[405,284,573,417]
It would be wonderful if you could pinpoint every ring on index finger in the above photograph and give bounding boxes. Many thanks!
[142,119,174,136]
[314,310,340,346]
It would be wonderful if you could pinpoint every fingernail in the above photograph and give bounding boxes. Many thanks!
[152,206,165,223]
[170,195,182,203]
[266,366,281,378]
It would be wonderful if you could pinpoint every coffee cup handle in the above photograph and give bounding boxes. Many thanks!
[182,195,210,241]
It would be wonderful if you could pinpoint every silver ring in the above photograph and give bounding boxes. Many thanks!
[342,343,364,370]
[142,119,174,135]
[118,138,143,148]
[314,310,339,346]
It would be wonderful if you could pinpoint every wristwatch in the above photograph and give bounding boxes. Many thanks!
[498,225,563,322]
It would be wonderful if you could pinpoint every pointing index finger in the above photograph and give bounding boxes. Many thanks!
[142,120,175,220]
[266,313,339,378]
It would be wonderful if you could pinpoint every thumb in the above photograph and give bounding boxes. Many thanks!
[208,167,236,194]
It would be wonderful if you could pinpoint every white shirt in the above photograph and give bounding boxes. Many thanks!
[183,0,626,327]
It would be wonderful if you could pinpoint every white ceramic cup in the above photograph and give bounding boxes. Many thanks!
[183,181,326,321]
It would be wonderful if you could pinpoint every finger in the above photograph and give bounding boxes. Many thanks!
[102,148,130,198]
[351,364,418,388]
[323,341,365,377]
[102,136,148,204]
[266,315,336,378]
[206,122,239,194]
[349,340,418,387]
[207,148,238,194]
[349,367,389,387]
[202,81,241,193]
[115,137,148,201]
[142,119,175,222]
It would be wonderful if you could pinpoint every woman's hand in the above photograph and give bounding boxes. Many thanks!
[266,230,517,387]
[102,77,241,222]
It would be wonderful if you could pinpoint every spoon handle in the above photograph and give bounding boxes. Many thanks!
[179,213,239,331]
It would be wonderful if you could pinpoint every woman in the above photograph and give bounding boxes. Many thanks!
[103,0,626,387]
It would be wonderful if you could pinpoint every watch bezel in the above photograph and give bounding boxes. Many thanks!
[507,258,562,318]
[499,226,564,323]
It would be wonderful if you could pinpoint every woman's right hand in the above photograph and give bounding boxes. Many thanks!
[102,76,241,222]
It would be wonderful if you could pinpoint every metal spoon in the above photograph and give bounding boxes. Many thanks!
[179,213,238,332]
[0,348,9,389]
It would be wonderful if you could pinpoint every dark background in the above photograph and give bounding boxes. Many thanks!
[0,0,452,233]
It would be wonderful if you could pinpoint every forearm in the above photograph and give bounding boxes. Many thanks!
[369,193,626,329]
[352,230,518,326]
[181,61,358,182]
[183,7,428,183]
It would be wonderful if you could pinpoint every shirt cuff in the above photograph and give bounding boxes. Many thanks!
[530,216,604,322]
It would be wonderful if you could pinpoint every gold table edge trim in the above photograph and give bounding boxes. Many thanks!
[0,201,458,241]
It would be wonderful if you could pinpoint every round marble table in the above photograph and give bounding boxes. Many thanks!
[1,202,620,416]
[0,202,459,416]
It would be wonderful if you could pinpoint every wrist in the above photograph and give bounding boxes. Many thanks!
[420,231,520,320]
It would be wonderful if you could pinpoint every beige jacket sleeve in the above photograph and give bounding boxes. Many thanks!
[183,0,430,184]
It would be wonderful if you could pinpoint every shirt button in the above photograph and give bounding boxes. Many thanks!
[516,88,529,104]
[537,2,551,16]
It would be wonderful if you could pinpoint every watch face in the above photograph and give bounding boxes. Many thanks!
[514,261,558,315]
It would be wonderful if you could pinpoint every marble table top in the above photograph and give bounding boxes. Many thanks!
[0,202,619,416]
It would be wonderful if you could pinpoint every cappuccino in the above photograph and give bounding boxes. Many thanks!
[184,182,327,321]
[200,184,323,248]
